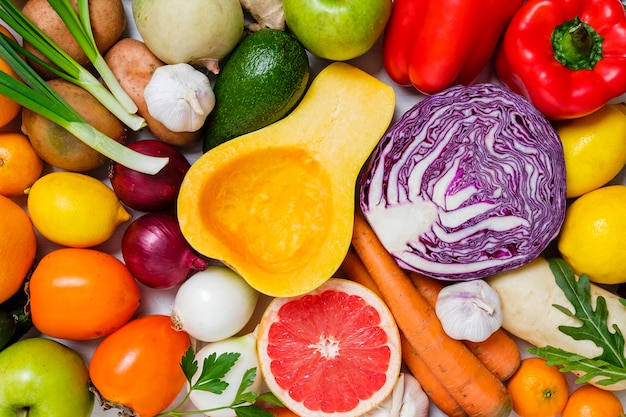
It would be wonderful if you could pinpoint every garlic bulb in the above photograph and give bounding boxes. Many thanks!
[364,373,429,417]
[435,279,503,342]
[144,63,215,132]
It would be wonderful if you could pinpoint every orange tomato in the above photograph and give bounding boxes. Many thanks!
[29,247,141,340]
[89,314,191,417]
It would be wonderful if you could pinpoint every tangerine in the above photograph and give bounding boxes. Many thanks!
[0,195,36,303]
[0,25,22,129]
[0,132,44,197]
[257,278,402,417]
[561,384,625,417]
[506,357,570,417]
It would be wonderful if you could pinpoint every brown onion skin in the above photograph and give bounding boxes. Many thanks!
[122,211,210,289]
[109,139,191,212]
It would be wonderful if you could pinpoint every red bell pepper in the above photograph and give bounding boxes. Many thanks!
[496,0,626,120]
[382,0,522,95]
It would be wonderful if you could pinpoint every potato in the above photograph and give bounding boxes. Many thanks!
[104,38,202,147]
[22,0,126,79]
[21,78,127,172]
[486,256,626,391]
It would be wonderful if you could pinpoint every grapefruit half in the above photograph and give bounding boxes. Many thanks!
[257,278,402,417]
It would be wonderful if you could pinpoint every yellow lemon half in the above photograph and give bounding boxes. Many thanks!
[27,171,130,248]
[558,185,626,285]
[556,103,626,198]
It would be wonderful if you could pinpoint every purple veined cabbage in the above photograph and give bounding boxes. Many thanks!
[359,83,566,281]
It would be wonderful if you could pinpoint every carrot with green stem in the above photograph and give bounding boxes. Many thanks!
[409,271,521,381]
[351,211,512,417]
[341,248,468,417]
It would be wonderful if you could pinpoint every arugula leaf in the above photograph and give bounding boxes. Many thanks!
[529,345,626,386]
[529,258,626,385]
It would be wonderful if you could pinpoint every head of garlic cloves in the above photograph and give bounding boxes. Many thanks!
[144,63,215,133]
[435,279,503,343]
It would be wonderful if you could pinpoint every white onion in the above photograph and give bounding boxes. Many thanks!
[171,266,259,342]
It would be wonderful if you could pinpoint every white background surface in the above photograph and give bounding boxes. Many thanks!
[12,0,626,416]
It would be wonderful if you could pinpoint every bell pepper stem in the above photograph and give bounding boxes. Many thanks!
[552,16,604,70]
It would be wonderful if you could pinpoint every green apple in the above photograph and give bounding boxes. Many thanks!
[0,337,93,417]
[282,0,392,61]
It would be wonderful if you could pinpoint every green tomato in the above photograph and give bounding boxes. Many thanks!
[0,337,94,417]
[282,0,392,61]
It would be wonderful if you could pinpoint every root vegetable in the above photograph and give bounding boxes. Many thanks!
[104,38,202,146]
[351,211,512,417]
[240,0,285,31]
[486,256,626,391]
[22,0,126,79]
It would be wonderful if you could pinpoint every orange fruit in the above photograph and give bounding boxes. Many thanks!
[257,278,402,417]
[0,195,36,303]
[0,132,44,197]
[0,25,22,129]
[506,357,570,417]
[561,384,625,417]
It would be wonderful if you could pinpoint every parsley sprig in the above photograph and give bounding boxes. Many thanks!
[529,258,626,386]
[157,347,282,417]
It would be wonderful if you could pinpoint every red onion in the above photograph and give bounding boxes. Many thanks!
[109,139,191,212]
[121,211,210,289]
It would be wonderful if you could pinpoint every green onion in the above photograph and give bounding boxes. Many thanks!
[0,35,168,175]
[0,0,146,131]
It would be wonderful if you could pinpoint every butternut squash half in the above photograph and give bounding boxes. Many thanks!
[178,62,395,297]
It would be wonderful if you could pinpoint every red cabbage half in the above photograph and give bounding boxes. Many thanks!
[359,83,566,281]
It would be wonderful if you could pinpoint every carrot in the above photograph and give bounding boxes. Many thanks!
[464,332,521,381]
[409,272,522,381]
[341,248,468,417]
[351,211,512,417]
[399,335,468,417]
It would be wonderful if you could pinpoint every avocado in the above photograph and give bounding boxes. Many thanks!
[202,29,310,151]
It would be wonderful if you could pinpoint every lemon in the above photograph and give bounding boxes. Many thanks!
[555,103,626,198]
[557,185,626,285]
[27,171,131,248]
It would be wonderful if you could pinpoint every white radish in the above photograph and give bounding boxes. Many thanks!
[486,256,626,391]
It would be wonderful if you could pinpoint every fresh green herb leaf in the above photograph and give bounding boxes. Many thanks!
[549,258,626,366]
[180,346,198,381]
[256,392,283,407]
[529,345,626,386]
[529,258,626,385]
[233,404,275,417]
[158,348,281,417]
[193,352,239,394]
[235,367,258,399]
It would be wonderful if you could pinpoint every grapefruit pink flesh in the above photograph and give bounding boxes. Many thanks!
[257,278,402,417]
